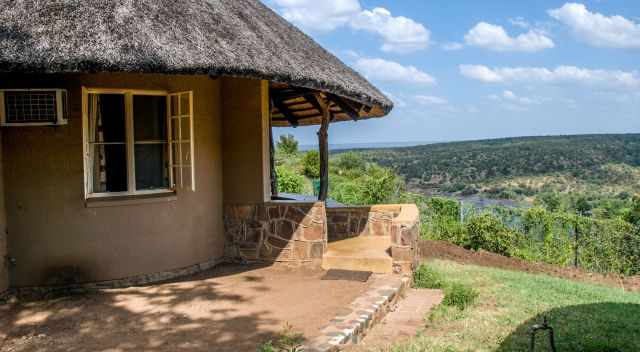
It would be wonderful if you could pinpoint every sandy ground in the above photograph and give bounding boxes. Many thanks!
[420,240,640,292]
[0,264,372,352]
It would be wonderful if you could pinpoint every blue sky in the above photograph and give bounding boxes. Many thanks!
[265,1,640,145]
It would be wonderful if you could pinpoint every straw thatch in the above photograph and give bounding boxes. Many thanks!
[0,0,392,125]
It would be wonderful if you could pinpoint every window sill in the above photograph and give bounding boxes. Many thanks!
[85,191,177,208]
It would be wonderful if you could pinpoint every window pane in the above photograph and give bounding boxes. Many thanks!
[92,144,127,192]
[181,141,191,164]
[135,144,169,190]
[91,94,125,143]
[172,118,181,141]
[133,95,166,141]
[180,93,190,115]
[170,95,179,116]
[180,116,191,141]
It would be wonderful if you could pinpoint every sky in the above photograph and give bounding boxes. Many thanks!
[263,0,640,146]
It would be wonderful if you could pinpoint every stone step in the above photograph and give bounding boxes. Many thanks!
[322,236,393,274]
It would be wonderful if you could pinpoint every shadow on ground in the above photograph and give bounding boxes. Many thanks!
[498,302,640,352]
[0,265,279,352]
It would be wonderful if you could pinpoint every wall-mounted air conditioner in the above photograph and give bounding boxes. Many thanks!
[0,89,69,126]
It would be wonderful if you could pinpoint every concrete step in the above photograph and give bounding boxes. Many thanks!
[322,236,393,274]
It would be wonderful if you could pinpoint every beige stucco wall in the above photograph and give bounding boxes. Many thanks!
[222,78,271,204]
[0,73,226,287]
[0,131,7,294]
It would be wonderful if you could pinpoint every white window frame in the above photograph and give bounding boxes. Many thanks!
[168,91,196,191]
[0,88,69,126]
[82,87,195,199]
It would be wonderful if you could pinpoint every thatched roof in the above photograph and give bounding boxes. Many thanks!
[0,0,393,126]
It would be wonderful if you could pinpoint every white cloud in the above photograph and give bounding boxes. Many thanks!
[460,64,640,88]
[501,90,538,105]
[270,0,361,32]
[509,17,531,29]
[459,64,504,83]
[352,8,430,53]
[269,0,430,53]
[549,3,640,49]
[354,58,436,85]
[489,91,540,111]
[442,42,464,51]
[464,22,554,52]
[414,95,448,105]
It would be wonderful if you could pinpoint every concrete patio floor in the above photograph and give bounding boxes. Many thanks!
[0,264,374,352]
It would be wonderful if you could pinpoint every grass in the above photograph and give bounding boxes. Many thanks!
[395,260,640,352]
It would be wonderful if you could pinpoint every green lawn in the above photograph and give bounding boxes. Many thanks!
[395,260,640,352]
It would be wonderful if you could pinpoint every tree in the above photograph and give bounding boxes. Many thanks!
[276,134,299,155]
[625,196,640,226]
[538,192,561,212]
[575,197,592,216]
[301,150,320,179]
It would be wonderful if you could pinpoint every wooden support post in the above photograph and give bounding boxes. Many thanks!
[269,119,278,198]
[316,94,330,201]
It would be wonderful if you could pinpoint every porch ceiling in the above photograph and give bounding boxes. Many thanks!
[270,83,385,127]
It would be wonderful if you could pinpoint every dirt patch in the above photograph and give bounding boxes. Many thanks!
[419,240,640,293]
[0,264,372,352]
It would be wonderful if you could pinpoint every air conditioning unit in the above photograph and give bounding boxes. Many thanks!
[0,89,69,126]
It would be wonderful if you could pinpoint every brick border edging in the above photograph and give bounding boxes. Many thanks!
[305,275,411,352]
[6,257,225,301]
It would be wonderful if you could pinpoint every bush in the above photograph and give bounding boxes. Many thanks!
[301,150,320,179]
[442,283,479,310]
[413,264,445,289]
[624,196,640,226]
[334,152,366,174]
[329,163,401,205]
[465,213,515,256]
[276,166,304,194]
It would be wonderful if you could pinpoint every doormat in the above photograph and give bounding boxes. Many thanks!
[321,269,372,282]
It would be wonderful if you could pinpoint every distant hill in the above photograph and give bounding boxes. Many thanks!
[299,141,440,152]
[350,134,640,195]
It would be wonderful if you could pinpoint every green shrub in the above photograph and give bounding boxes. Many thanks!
[276,166,304,194]
[256,340,276,352]
[328,163,401,205]
[465,213,515,256]
[624,196,640,226]
[301,151,320,178]
[413,264,445,289]
[442,283,479,311]
[257,323,304,352]
[426,197,460,220]
[333,152,366,174]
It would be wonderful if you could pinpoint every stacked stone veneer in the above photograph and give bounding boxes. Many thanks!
[224,202,327,264]
[224,202,419,272]
[327,205,420,274]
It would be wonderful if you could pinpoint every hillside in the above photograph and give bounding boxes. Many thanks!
[394,259,640,352]
[352,134,640,197]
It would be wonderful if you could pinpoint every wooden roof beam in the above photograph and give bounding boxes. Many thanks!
[327,94,360,121]
[271,98,299,127]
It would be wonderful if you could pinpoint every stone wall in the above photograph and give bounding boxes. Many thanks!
[326,206,401,241]
[389,204,421,274]
[224,202,327,264]
[327,204,419,274]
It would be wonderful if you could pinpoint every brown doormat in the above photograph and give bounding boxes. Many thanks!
[321,269,372,282]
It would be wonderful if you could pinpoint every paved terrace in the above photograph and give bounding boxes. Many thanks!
[0,264,381,352]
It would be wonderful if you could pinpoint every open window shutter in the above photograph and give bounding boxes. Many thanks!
[168,91,195,191]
